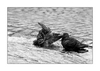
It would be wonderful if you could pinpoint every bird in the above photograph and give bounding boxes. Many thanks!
[33,22,51,47]
[33,22,62,47]
[61,33,91,53]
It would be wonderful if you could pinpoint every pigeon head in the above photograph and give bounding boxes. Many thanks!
[62,33,69,38]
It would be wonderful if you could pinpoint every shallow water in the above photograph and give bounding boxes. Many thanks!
[7,7,93,64]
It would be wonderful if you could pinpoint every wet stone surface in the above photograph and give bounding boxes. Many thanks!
[7,7,93,64]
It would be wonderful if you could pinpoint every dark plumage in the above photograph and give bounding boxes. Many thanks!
[33,22,62,47]
[33,33,62,47]
[38,22,51,34]
[33,22,51,47]
[33,39,44,47]
[61,33,91,53]
[46,33,63,45]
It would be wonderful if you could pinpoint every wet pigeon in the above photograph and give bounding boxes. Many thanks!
[33,23,62,47]
[33,22,51,46]
[61,33,91,53]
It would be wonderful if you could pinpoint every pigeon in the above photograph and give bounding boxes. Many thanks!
[61,33,91,53]
[33,22,51,46]
[33,22,62,47]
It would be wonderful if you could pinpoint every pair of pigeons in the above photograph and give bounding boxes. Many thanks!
[33,23,91,53]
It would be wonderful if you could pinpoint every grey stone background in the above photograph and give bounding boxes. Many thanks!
[7,7,93,64]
